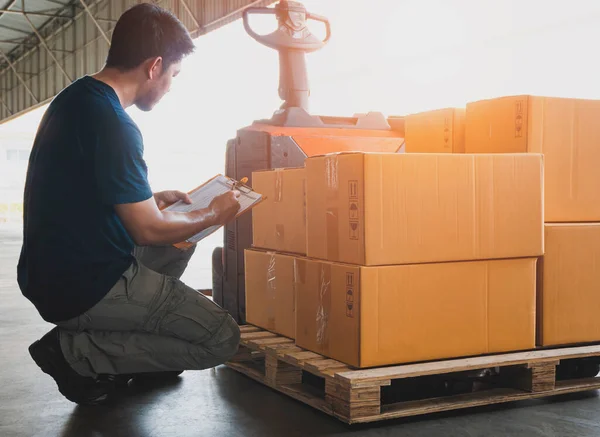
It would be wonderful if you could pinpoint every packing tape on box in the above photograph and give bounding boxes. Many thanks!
[325,155,338,190]
[266,252,276,331]
[275,168,283,203]
[276,223,285,246]
[316,263,331,354]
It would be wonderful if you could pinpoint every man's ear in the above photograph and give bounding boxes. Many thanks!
[146,57,163,80]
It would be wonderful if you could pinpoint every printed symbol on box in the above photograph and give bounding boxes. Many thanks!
[444,117,450,148]
[349,201,359,220]
[346,289,354,303]
[349,221,359,240]
[346,287,354,318]
[349,180,359,200]
[515,100,524,138]
[346,272,354,287]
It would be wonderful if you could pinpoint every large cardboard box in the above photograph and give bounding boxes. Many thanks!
[538,224,600,346]
[405,108,465,153]
[295,257,537,367]
[465,95,600,222]
[305,152,543,266]
[244,249,296,339]
[252,168,306,255]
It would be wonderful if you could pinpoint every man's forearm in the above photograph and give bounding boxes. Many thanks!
[115,191,240,247]
[138,208,217,246]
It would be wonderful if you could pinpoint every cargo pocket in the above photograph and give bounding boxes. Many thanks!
[119,258,167,308]
[158,278,221,344]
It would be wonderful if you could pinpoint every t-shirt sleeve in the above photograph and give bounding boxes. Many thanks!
[94,120,153,205]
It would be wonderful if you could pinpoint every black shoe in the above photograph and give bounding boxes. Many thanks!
[130,370,184,384]
[29,327,117,406]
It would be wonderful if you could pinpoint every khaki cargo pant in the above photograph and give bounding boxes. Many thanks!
[56,245,240,378]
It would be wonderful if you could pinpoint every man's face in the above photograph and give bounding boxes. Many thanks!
[135,59,182,111]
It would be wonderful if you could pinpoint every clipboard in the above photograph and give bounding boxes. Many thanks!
[161,174,264,249]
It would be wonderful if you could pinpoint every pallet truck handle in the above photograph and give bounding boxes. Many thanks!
[307,12,331,45]
[243,4,330,52]
[242,7,276,46]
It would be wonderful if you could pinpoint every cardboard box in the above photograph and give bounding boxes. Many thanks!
[305,152,543,266]
[252,168,306,255]
[538,224,600,346]
[405,108,465,153]
[244,249,296,339]
[295,257,537,367]
[465,95,600,222]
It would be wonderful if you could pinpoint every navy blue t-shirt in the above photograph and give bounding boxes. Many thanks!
[17,76,153,323]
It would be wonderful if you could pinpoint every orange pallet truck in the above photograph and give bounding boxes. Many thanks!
[212,1,405,323]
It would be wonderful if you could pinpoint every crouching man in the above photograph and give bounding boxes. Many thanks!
[17,3,241,405]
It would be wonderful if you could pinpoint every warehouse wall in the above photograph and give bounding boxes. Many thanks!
[0,0,274,123]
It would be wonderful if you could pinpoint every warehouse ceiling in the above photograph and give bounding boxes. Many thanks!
[0,0,275,124]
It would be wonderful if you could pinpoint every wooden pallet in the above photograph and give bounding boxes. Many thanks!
[226,325,600,424]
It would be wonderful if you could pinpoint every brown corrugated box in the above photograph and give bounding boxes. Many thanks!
[465,95,600,222]
[405,108,465,153]
[305,152,544,266]
[295,256,537,368]
[244,249,296,339]
[252,168,306,255]
[538,224,600,346]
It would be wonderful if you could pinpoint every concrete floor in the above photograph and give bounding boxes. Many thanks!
[2,227,600,437]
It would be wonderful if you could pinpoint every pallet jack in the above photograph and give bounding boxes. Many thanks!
[211,0,405,323]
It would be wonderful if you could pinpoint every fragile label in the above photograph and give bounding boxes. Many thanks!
[443,116,450,149]
[348,180,359,240]
[346,272,354,318]
[349,201,359,220]
[349,221,359,240]
[349,180,359,200]
[515,100,524,138]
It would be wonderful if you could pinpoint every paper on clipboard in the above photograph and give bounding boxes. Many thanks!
[164,174,263,245]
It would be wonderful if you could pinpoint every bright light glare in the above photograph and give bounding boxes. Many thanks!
[2,0,600,287]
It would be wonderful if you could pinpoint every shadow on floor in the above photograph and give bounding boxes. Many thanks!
[58,378,185,437]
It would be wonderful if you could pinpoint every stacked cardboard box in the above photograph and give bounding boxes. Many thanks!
[465,95,600,347]
[245,168,306,339]
[298,152,542,367]
[404,108,466,153]
[245,152,544,368]
[251,168,307,256]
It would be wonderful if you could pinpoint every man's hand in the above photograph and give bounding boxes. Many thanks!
[208,190,241,226]
[154,190,192,209]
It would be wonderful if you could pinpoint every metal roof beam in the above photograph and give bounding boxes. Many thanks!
[178,0,200,32]
[43,0,76,7]
[0,36,27,43]
[0,94,12,114]
[78,0,109,44]
[0,8,114,23]
[21,2,71,83]
[0,22,30,35]
[0,9,72,19]
[0,45,37,102]
[195,0,267,36]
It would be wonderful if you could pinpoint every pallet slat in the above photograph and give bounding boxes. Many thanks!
[239,325,262,334]
[366,380,600,424]
[335,344,600,387]
[248,337,294,350]
[229,325,600,425]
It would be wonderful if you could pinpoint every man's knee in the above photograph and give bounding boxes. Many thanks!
[207,315,241,362]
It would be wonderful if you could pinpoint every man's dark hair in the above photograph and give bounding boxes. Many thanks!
[105,3,195,71]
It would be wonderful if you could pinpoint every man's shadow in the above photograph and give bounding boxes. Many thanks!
[59,377,184,437]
